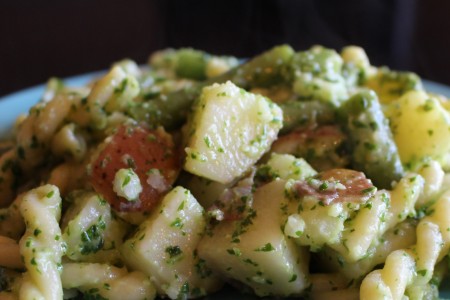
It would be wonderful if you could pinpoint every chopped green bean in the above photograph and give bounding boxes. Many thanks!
[280,101,336,134]
[339,90,404,189]
[175,48,209,80]
[231,44,294,88]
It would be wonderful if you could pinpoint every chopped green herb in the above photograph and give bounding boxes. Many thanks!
[254,243,275,252]
[170,217,184,229]
[114,78,128,94]
[80,220,106,255]
[165,245,182,258]
[226,247,242,256]
[417,269,427,276]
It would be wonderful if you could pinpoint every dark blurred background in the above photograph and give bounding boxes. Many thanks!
[0,0,449,97]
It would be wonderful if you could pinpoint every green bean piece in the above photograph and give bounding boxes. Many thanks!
[149,48,176,69]
[175,48,209,80]
[231,44,295,88]
[129,85,200,130]
[129,45,295,129]
[280,100,336,134]
[339,90,404,189]
[208,44,294,88]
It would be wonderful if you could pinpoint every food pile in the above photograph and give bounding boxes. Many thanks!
[1,45,450,299]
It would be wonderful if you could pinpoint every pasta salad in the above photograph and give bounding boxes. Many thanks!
[0,45,450,300]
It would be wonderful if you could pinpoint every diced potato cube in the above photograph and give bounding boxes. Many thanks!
[293,74,348,106]
[121,187,222,299]
[341,46,371,74]
[184,81,283,184]
[365,68,422,104]
[259,153,317,181]
[197,180,310,297]
[291,46,348,106]
[286,203,346,252]
[181,174,229,209]
[387,91,450,169]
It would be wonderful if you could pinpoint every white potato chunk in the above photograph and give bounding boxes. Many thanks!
[181,175,229,209]
[184,81,283,184]
[261,153,317,181]
[387,90,450,169]
[121,186,222,299]
[341,46,371,74]
[113,168,142,201]
[198,180,310,297]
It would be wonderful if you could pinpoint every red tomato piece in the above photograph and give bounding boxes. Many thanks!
[90,125,180,212]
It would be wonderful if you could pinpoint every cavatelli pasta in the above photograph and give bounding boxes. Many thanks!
[19,185,65,300]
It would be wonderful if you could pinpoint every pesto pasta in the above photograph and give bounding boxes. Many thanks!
[0,45,449,300]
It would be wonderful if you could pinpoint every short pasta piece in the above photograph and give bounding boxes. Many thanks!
[46,161,89,196]
[51,123,87,161]
[62,190,129,264]
[360,249,416,300]
[360,189,450,299]
[19,184,65,300]
[84,66,140,129]
[61,263,156,300]
[385,173,424,230]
